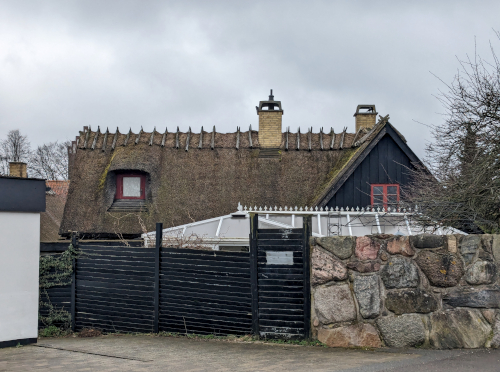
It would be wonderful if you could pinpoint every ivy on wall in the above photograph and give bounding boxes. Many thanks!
[39,244,79,331]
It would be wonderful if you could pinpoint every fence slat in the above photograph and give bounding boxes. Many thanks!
[71,232,78,332]
[154,223,162,333]
[250,213,259,336]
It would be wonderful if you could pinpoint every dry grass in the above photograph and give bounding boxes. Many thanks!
[78,328,102,338]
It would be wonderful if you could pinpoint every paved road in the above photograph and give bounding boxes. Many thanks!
[0,335,499,371]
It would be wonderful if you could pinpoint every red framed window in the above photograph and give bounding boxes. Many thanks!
[116,173,146,200]
[371,184,399,209]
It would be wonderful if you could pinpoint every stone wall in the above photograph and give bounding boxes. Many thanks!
[311,234,500,349]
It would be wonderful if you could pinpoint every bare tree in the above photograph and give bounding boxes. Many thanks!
[30,141,70,180]
[0,130,70,180]
[406,32,500,233]
[0,130,31,175]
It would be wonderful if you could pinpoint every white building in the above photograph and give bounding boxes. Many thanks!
[0,164,45,348]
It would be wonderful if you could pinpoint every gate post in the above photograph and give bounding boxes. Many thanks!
[303,216,312,339]
[154,223,162,334]
[249,214,259,337]
[70,232,79,332]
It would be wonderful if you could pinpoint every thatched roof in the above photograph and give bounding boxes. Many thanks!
[60,120,391,238]
[41,180,69,241]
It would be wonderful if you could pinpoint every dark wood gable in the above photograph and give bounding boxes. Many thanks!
[318,124,420,210]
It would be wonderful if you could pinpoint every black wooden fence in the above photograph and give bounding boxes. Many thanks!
[39,283,71,328]
[40,216,311,339]
[159,248,252,335]
[75,245,156,333]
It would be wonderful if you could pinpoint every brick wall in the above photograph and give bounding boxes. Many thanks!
[258,111,282,148]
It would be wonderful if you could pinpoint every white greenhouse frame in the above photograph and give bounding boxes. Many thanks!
[142,204,466,250]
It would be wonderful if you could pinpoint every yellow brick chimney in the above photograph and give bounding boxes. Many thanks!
[9,162,27,178]
[256,90,283,148]
[354,105,378,132]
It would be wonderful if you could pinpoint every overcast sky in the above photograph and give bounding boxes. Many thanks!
[1,1,499,158]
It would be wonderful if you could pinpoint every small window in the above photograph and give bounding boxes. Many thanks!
[116,173,146,200]
[371,184,399,209]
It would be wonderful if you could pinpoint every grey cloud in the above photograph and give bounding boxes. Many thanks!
[1,0,499,158]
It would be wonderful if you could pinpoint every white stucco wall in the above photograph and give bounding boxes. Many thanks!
[0,212,40,342]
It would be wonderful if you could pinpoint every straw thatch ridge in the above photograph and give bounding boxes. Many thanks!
[76,127,371,152]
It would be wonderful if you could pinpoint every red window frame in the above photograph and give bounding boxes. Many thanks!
[371,184,400,209]
[116,173,146,200]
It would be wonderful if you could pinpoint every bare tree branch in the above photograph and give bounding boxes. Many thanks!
[30,141,70,180]
[405,32,500,233]
[0,130,31,174]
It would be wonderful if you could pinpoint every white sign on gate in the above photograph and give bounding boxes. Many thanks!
[266,251,293,265]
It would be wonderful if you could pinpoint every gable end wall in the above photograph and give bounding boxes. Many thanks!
[326,134,413,209]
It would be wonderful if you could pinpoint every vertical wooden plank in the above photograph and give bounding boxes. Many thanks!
[401,144,411,185]
[345,177,354,209]
[328,196,334,210]
[352,165,360,209]
[380,135,389,183]
[154,223,162,333]
[361,154,370,208]
[387,137,397,183]
[302,216,311,339]
[336,187,344,209]
[370,140,379,186]
[70,232,78,332]
[396,145,403,184]
[71,258,76,332]
[249,213,259,337]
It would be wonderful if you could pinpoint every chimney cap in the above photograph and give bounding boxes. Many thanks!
[354,105,377,117]
[256,89,283,114]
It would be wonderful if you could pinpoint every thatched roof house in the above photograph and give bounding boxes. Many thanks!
[60,92,422,238]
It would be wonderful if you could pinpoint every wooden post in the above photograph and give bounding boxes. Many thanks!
[70,232,78,332]
[249,213,259,337]
[302,216,312,339]
[154,223,162,333]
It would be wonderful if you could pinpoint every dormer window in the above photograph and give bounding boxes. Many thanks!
[116,173,146,200]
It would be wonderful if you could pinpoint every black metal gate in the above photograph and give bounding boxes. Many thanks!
[250,215,311,339]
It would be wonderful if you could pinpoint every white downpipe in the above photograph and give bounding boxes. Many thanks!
[346,214,353,236]
[375,213,382,234]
